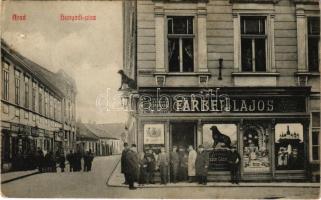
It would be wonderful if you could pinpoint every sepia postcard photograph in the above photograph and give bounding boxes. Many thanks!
[0,0,320,199]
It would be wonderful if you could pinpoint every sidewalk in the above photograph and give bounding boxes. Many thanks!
[1,169,40,184]
[107,161,320,188]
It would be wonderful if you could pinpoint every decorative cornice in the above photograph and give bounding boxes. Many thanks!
[230,0,280,3]
[152,0,209,3]
[292,0,319,4]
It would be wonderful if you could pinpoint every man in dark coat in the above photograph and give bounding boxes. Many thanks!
[125,144,139,190]
[195,145,209,185]
[145,149,156,184]
[35,147,44,173]
[170,146,179,183]
[228,146,241,184]
[121,143,129,184]
[66,150,74,172]
[87,149,94,171]
[178,146,188,181]
[59,151,66,172]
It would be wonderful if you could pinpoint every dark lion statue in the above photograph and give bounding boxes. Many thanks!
[211,126,231,149]
[118,70,137,90]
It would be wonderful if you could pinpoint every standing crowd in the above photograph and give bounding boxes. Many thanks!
[34,148,95,173]
[121,143,239,190]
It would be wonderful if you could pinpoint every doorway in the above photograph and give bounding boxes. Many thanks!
[170,123,196,149]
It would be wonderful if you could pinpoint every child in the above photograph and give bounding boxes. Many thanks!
[138,151,147,186]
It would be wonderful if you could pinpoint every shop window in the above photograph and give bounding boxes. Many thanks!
[203,124,237,171]
[143,124,165,153]
[307,17,320,72]
[2,61,9,101]
[241,16,267,72]
[275,123,304,170]
[312,112,320,161]
[167,16,194,72]
[243,124,270,172]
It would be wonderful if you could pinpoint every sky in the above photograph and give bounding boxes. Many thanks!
[1,1,128,124]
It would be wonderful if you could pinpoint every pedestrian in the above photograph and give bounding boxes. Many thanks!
[228,146,241,184]
[170,146,179,183]
[138,151,147,186]
[157,147,169,185]
[35,147,44,173]
[188,145,197,183]
[121,143,129,184]
[83,151,89,172]
[145,149,156,184]
[66,150,74,172]
[178,146,188,181]
[73,150,82,171]
[87,149,94,171]
[44,151,51,172]
[125,144,139,190]
[59,151,66,172]
[195,145,209,185]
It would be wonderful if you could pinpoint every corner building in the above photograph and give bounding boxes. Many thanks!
[123,0,320,182]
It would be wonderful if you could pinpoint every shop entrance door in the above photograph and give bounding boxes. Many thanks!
[170,123,196,149]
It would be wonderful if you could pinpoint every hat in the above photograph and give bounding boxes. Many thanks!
[231,145,237,149]
[131,144,137,147]
[198,145,204,148]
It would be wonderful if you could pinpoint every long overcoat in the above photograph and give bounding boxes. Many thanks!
[121,149,129,173]
[195,151,209,176]
[188,150,197,176]
[125,150,139,180]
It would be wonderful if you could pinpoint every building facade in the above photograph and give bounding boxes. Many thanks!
[1,40,77,172]
[123,0,320,182]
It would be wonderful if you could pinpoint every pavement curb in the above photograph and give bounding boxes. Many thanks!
[1,171,40,184]
[107,161,320,188]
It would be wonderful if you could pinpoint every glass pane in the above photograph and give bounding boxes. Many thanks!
[312,112,320,127]
[243,126,270,173]
[275,123,304,170]
[168,18,173,34]
[241,17,265,35]
[182,38,194,72]
[255,38,266,72]
[308,17,320,35]
[312,131,319,146]
[168,38,180,72]
[241,38,253,72]
[312,146,319,160]
[203,124,237,171]
[168,16,193,35]
[308,38,319,72]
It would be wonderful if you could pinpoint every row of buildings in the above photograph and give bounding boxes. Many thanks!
[122,0,320,182]
[1,40,123,172]
[1,40,77,172]
[76,122,124,156]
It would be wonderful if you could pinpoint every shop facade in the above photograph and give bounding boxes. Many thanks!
[130,87,311,181]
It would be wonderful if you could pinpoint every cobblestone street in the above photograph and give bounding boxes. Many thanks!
[1,155,319,199]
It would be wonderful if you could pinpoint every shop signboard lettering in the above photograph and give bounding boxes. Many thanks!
[208,149,230,171]
[138,89,306,114]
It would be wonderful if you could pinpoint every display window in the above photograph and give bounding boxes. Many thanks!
[242,124,270,173]
[275,123,304,170]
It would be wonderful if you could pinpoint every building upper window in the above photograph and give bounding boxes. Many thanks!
[14,69,21,105]
[312,112,320,161]
[167,16,194,72]
[241,16,267,72]
[32,80,37,112]
[307,17,320,72]
[24,76,29,108]
[2,61,9,101]
[39,87,43,114]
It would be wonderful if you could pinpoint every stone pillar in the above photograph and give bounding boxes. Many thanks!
[233,13,240,72]
[155,2,165,72]
[296,5,307,72]
[197,3,208,72]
